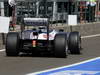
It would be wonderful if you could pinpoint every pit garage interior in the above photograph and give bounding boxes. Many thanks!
[0,0,100,24]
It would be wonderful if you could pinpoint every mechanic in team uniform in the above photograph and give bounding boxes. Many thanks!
[8,0,16,31]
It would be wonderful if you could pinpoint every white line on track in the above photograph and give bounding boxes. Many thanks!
[26,57,100,75]
[0,49,5,52]
[81,34,100,39]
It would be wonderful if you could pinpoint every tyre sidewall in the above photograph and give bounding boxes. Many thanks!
[6,32,20,56]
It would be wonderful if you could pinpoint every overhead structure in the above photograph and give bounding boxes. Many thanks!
[0,0,99,23]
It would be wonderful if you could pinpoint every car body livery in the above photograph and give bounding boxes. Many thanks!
[5,18,81,58]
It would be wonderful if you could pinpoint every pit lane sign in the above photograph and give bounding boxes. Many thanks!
[27,57,100,75]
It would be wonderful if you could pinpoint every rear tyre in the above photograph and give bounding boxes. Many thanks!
[6,32,20,56]
[68,31,81,54]
[54,33,67,58]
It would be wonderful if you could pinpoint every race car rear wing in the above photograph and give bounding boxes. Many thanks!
[23,17,50,46]
[24,18,48,26]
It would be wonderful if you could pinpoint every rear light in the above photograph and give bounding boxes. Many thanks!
[32,40,36,47]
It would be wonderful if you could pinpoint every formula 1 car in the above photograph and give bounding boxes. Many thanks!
[5,18,81,58]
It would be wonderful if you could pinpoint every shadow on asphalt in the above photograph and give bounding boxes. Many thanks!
[19,52,56,58]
